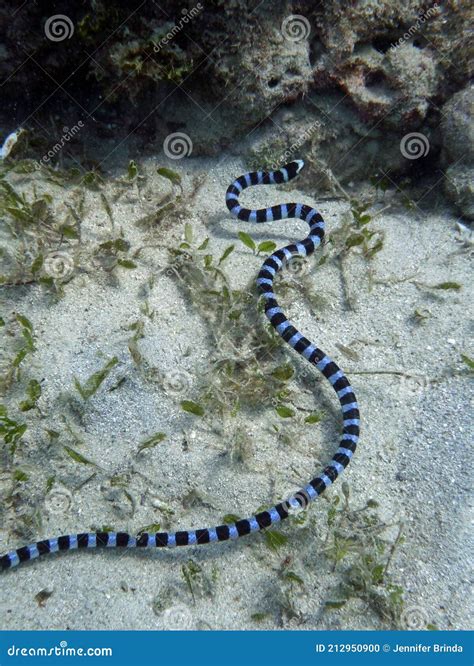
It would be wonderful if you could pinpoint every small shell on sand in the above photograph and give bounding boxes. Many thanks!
[0,128,22,159]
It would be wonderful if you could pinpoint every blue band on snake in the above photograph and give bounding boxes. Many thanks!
[0,159,359,571]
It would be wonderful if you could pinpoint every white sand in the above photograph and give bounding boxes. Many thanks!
[0,157,472,630]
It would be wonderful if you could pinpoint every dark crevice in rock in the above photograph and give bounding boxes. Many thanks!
[268,78,281,88]
[371,36,396,54]
[364,70,387,89]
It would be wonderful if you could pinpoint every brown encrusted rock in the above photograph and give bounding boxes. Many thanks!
[384,43,438,125]
[444,164,474,220]
[314,42,439,129]
[441,85,474,164]
[309,1,470,129]
[183,4,314,127]
[441,85,474,218]
[422,0,474,86]
[309,0,431,58]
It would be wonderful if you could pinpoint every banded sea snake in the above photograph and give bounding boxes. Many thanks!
[0,159,359,571]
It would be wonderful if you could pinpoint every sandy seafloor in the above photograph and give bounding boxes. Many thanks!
[0,156,472,631]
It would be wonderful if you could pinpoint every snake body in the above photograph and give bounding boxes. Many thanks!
[0,159,359,571]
